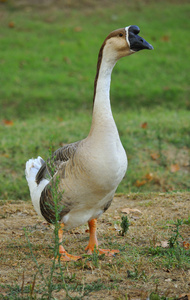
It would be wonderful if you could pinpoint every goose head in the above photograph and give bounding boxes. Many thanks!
[102,25,153,62]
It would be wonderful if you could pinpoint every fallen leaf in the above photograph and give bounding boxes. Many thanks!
[178,294,190,300]
[108,227,117,231]
[3,119,14,126]
[9,21,15,28]
[69,230,80,235]
[140,122,148,129]
[155,241,169,248]
[121,208,142,215]
[145,173,154,181]
[63,56,71,64]
[183,162,190,167]
[163,268,170,273]
[134,179,147,187]
[161,35,170,42]
[74,26,82,32]
[85,261,95,270]
[42,221,50,226]
[161,240,169,248]
[57,117,63,122]
[44,57,50,62]
[131,216,140,220]
[170,163,180,173]
[114,224,120,231]
[150,153,160,160]
[106,222,112,225]
[163,86,170,91]
[0,153,9,158]
[183,241,190,250]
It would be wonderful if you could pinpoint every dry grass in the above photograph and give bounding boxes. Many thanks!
[0,192,190,299]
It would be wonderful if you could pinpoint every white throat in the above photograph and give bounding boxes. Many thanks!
[92,46,117,121]
[93,62,114,116]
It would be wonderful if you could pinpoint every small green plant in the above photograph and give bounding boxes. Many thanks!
[146,218,190,270]
[23,147,70,299]
[119,215,130,236]
[127,268,138,279]
[168,219,183,248]
[149,292,161,300]
[127,267,147,282]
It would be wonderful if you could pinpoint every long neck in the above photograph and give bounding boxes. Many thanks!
[90,45,118,132]
[93,59,115,116]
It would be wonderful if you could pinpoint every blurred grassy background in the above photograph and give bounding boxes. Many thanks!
[0,0,189,200]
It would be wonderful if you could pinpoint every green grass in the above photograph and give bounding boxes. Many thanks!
[145,218,190,270]
[0,109,189,199]
[0,1,190,200]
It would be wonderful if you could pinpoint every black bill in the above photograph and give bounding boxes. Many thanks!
[128,25,153,52]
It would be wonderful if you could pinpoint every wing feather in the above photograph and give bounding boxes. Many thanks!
[35,141,80,185]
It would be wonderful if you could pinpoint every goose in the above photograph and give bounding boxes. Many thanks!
[25,25,153,261]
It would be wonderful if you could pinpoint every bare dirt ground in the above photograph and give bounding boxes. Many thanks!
[0,192,190,299]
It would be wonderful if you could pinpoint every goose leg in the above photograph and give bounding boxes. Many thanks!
[57,223,81,261]
[85,219,119,256]
[85,219,98,254]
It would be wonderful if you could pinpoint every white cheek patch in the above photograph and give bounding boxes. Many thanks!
[125,26,135,53]
[125,26,131,47]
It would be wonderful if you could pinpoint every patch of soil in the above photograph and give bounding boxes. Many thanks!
[0,192,190,299]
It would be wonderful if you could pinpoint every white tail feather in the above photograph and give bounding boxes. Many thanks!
[25,156,49,217]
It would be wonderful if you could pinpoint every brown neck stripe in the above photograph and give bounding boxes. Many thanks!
[93,28,126,107]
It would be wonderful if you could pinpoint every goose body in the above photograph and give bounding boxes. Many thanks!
[25,25,153,260]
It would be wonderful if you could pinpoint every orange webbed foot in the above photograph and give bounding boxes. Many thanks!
[57,223,81,262]
[85,244,96,255]
[85,245,119,256]
[98,248,119,256]
[85,219,119,257]
[58,245,81,261]
[57,253,81,262]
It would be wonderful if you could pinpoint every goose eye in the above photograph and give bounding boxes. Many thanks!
[119,33,123,37]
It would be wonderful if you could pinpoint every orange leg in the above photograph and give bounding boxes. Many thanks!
[57,223,81,262]
[85,219,119,256]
